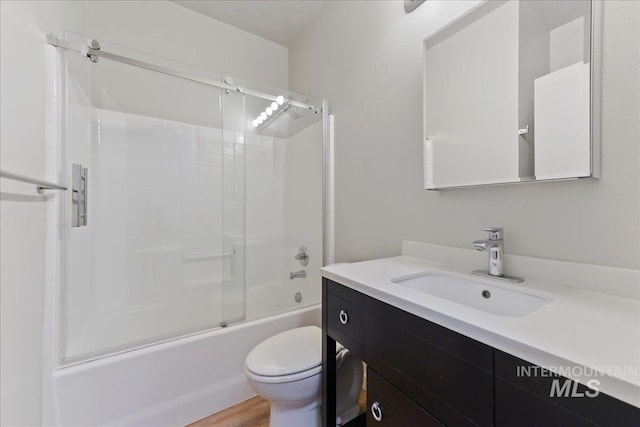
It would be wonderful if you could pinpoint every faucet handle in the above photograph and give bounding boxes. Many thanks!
[482,227,503,240]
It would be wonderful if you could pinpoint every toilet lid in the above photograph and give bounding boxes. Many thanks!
[245,326,342,377]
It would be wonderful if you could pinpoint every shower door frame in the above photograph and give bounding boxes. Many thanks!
[46,34,317,111]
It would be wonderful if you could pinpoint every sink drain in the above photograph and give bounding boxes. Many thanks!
[481,290,491,299]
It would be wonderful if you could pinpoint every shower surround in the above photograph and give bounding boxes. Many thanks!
[42,31,327,425]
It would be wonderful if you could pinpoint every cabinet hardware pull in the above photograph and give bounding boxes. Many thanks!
[371,401,383,421]
[339,309,349,325]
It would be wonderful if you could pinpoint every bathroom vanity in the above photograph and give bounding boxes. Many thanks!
[321,248,640,426]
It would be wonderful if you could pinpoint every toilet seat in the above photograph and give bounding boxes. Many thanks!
[245,326,343,384]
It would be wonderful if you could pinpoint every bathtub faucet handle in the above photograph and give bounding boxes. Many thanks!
[294,246,309,266]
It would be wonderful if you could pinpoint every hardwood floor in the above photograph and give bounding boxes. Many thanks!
[188,391,367,427]
[187,396,270,427]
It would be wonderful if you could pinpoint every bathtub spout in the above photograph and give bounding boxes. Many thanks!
[289,270,306,280]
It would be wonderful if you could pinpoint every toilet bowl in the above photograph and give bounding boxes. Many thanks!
[244,326,363,427]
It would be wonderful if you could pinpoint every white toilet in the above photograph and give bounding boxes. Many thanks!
[244,326,363,427]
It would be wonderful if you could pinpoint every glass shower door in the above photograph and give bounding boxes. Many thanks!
[241,81,324,321]
[61,33,245,363]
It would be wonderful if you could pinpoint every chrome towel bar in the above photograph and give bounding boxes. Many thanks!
[0,169,67,193]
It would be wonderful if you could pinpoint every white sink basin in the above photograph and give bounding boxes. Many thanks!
[391,273,550,317]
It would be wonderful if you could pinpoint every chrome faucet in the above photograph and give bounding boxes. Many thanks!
[473,227,504,276]
[289,270,306,280]
[472,227,524,283]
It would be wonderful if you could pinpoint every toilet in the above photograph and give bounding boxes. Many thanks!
[244,326,363,427]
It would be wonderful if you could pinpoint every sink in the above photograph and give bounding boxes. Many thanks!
[391,273,550,317]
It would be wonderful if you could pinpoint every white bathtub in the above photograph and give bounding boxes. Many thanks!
[46,304,321,426]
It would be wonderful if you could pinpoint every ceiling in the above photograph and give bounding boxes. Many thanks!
[172,1,325,47]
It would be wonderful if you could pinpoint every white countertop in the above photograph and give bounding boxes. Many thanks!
[321,255,640,408]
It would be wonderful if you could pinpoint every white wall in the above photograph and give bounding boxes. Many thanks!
[85,1,288,89]
[0,1,288,424]
[1,4,86,425]
[290,0,640,270]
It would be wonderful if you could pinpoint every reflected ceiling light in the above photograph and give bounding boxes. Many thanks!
[276,95,284,105]
[260,112,267,120]
[271,102,278,111]
[266,107,273,116]
[252,120,259,127]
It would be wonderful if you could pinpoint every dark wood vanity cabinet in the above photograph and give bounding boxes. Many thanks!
[366,297,493,427]
[494,351,640,427]
[366,369,443,427]
[322,278,640,427]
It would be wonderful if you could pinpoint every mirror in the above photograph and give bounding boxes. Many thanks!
[423,0,600,190]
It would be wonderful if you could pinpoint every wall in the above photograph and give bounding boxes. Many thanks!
[289,0,640,270]
[0,1,288,425]
[1,4,86,425]
[85,1,288,89]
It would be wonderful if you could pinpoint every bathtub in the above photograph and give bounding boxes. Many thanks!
[46,304,321,426]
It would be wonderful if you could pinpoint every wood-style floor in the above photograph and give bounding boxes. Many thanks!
[187,395,270,427]
[188,391,367,427]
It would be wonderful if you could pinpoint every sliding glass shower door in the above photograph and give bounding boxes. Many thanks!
[61,32,245,363]
[59,32,325,365]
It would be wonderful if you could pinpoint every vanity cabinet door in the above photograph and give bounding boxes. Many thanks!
[495,351,640,426]
[367,368,444,427]
[366,298,494,427]
[496,378,598,427]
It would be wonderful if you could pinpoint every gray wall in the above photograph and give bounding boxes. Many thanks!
[290,0,639,270]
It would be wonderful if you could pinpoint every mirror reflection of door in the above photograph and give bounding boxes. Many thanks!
[423,0,594,189]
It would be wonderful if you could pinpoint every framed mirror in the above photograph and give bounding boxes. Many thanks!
[423,0,601,190]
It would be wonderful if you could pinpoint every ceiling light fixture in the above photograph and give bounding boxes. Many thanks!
[252,95,292,130]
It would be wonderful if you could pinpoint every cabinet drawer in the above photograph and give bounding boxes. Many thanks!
[366,298,494,427]
[324,279,366,358]
[367,368,444,427]
[495,351,640,426]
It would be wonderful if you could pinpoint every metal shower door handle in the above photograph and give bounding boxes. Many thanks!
[72,164,88,227]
